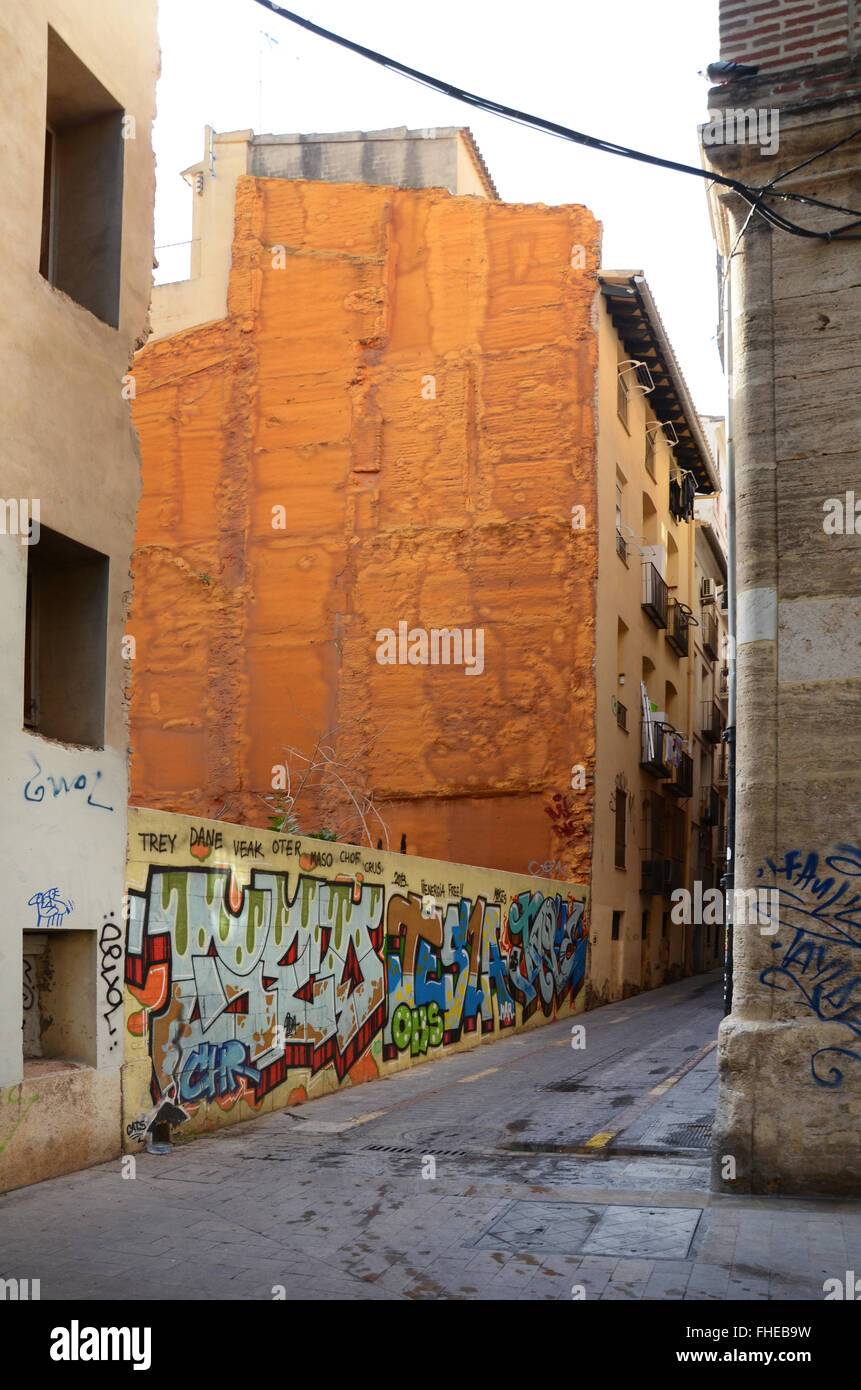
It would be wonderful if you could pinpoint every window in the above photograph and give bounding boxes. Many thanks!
[611,911,622,941]
[40,28,125,326]
[645,428,656,480]
[615,791,626,869]
[24,930,97,1069]
[25,525,109,746]
[641,910,649,940]
[662,912,669,938]
[617,369,629,429]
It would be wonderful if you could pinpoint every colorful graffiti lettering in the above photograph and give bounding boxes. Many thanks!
[124,857,588,1124]
[758,845,861,1087]
[126,866,387,1113]
[507,891,588,1021]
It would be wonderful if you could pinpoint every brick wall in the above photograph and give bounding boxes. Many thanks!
[719,0,859,91]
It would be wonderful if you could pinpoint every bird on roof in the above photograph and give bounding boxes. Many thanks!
[705,60,760,82]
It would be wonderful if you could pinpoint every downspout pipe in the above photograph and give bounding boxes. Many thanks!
[721,262,737,1015]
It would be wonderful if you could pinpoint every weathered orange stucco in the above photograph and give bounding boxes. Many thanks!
[130,177,600,877]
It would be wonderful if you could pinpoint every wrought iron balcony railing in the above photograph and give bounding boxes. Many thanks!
[700,785,720,825]
[701,607,719,660]
[666,597,695,657]
[640,853,665,895]
[701,700,723,744]
[641,561,668,628]
[616,528,628,563]
[665,751,693,799]
[640,719,669,777]
[715,744,729,787]
[616,700,627,731]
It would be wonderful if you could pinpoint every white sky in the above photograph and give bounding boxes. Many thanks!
[154,0,725,414]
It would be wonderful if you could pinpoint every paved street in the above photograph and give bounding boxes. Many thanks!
[2,969,858,1300]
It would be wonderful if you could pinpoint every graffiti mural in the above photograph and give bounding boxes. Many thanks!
[124,810,589,1143]
[758,845,861,1087]
[126,866,386,1115]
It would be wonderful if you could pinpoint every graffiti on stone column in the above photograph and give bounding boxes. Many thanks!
[757,845,861,1087]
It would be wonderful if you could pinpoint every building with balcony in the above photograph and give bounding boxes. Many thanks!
[128,131,721,1009]
[0,0,158,1194]
[593,272,722,999]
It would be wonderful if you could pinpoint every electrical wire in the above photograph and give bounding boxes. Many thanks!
[249,0,861,241]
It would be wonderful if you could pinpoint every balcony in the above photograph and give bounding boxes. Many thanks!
[640,719,669,777]
[641,561,668,628]
[715,745,729,787]
[701,607,719,660]
[718,664,729,700]
[616,700,627,731]
[700,785,720,825]
[701,700,723,743]
[717,824,728,858]
[616,528,628,564]
[665,857,686,894]
[666,598,694,657]
[665,751,693,798]
[641,853,685,896]
[640,854,665,895]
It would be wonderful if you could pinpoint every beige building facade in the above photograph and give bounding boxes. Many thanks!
[0,1,158,1193]
[591,273,724,1005]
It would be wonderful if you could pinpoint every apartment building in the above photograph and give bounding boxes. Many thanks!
[129,128,722,1006]
[591,274,723,1002]
[0,2,158,1193]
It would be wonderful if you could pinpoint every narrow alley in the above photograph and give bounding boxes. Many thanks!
[2,970,856,1302]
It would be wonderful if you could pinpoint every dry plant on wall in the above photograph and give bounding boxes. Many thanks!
[543,791,582,879]
[262,706,393,850]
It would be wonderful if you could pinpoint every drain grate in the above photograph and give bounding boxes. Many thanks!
[658,1122,713,1149]
[540,1080,598,1093]
[364,1143,473,1158]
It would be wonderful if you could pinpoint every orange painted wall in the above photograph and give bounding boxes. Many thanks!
[130,177,601,878]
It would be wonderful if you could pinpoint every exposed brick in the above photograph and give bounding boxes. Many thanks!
[722,20,782,38]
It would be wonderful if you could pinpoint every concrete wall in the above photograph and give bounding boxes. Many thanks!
[248,127,496,199]
[0,0,157,1194]
[130,175,601,883]
[703,0,861,1194]
[122,807,588,1148]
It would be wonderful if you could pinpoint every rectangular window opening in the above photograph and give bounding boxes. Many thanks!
[25,524,109,747]
[40,27,125,326]
[614,791,626,869]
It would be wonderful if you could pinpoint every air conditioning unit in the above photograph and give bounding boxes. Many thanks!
[700,577,716,604]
